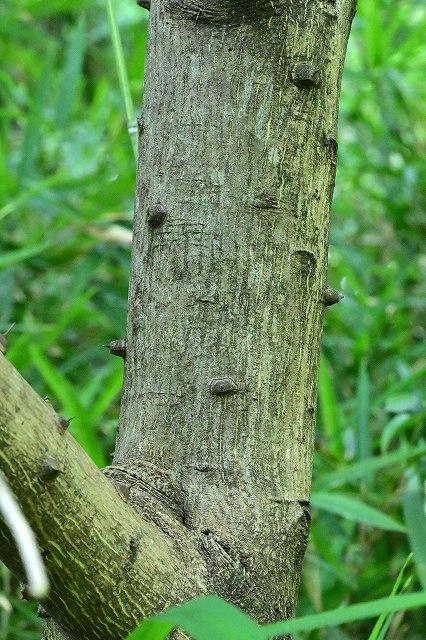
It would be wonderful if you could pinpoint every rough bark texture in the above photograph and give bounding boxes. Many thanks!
[0,1,356,639]
[111,0,356,625]
[0,355,206,640]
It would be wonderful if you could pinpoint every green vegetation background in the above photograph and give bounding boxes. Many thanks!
[0,0,425,638]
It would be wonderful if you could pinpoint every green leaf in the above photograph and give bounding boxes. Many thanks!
[128,596,263,640]
[55,14,86,127]
[319,355,343,457]
[311,492,406,532]
[126,619,174,640]
[128,592,426,640]
[384,392,422,415]
[265,592,426,636]
[314,444,426,491]
[368,553,413,640]
[0,242,53,269]
[106,0,137,159]
[356,358,370,461]
[402,471,426,589]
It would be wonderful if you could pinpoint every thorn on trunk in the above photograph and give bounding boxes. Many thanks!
[147,203,167,227]
[293,63,320,88]
[323,286,344,307]
[137,0,150,10]
[54,414,74,433]
[37,604,51,619]
[210,377,239,395]
[39,457,63,482]
[0,323,16,355]
[104,340,126,358]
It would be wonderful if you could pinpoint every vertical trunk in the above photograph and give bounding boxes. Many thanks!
[110,0,356,624]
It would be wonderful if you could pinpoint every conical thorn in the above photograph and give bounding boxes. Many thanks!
[323,287,344,307]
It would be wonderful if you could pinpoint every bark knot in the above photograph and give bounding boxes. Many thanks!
[293,63,321,88]
[209,377,239,395]
[39,457,63,482]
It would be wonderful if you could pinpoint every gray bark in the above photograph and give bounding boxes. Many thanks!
[113,0,356,625]
[0,356,205,640]
[0,1,356,638]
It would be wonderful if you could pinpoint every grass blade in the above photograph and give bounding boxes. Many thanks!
[265,591,426,637]
[402,470,426,589]
[319,355,343,457]
[55,14,86,128]
[314,444,426,491]
[128,591,426,640]
[356,358,370,461]
[0,242,52,269]
[106,0,137,159]
[311,492,406,532]
[372,363,426,409]
[86,364,123,423]
[18,46,56,181]
[368,553,413,640]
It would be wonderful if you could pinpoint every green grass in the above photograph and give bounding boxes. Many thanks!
[307,2,426,636]
[0,0,147,635]
[0,0,425,638]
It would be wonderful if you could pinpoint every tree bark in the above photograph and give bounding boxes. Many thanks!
[0,355,206,640]
[0,1,356,638]
[113,0,356,625]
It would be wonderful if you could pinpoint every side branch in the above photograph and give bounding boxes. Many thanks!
[0,354,205,640]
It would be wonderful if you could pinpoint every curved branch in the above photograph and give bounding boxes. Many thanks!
[0,354,206,640]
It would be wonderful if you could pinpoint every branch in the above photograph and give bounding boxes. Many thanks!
[0,354,206,640]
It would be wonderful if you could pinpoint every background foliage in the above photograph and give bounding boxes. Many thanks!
[0,0,425,638]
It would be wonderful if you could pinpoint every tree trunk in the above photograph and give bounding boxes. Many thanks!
[0,357,206,640]
[0,1,356,638]
[112,0,355,625]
